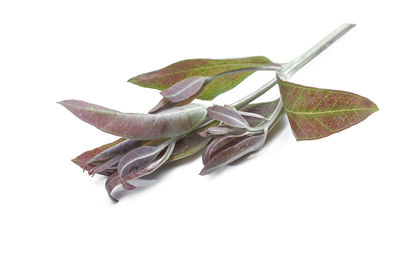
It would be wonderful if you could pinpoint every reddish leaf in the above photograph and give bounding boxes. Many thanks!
[207,105,249,129]
[71,138,125,171]
[169,131,212,162]
[58,100,207,140]
[200,133,267,175]
[161,76,209,103]
[128,56,276,100]
[277,76,378,140]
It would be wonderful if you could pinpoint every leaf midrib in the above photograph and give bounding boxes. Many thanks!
[285,106,377,115]
[143,62,270,79]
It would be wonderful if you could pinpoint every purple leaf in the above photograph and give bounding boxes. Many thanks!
[169,131,212,162]
[88,154,123,176]
[105,173,127,202]
[200,133,267,175]
[199,126,235,137]
[207,105,249,129]
[239,99,280,127]
[71,138,126,171]
[58,100,207,140]
[87,139,140,165]
[120,142,176,189]
[117,145,165,179]
[161,76,209,103]
[202,134,245,165]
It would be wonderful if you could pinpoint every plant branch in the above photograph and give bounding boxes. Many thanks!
[231,23,355,110]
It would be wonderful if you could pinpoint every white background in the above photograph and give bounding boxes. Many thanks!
[1,0,399,266]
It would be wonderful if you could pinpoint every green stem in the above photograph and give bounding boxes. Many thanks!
[232,23,355,110]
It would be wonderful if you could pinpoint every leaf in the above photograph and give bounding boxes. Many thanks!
[71,138,125,171]
[87,139,140,165]
[121,142,176,189]
[88,154,123,176]
[161,76,209,103]
[277,76,378,140]
[169,131,212,162]
[128,56,275,100]
[198,126,241,138]
[117,145,165,178]
[202,134,246,165]
[106,142,176,202]
[58,100,207,140]
[239,99,280,127]
[200,133,267,175]
[207,105,249,129]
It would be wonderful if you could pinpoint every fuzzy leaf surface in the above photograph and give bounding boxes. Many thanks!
[207,105,249,128]
[161,76,209,102]
[277,76,378,140]
[117,145,164,178]
[71,138,125,171]
[58,100,207,140]
[129,56,274,100]
[169,132,211,162]
[200,133,267,175]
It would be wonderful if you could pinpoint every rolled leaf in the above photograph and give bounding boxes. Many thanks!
[239,99,280,127]
[105,173,127,202]
[198,126,240,138]
[128,56,275,100]
[121,142,176,189]
[117,145,165,179]
[87,139,140,165]
[161,76,209,103]
[88,154,123,176]
[277,76,378,140]
[58,100,207,140]
[200,133,267,175]
[207,105,249,129]
[202,134,246,165]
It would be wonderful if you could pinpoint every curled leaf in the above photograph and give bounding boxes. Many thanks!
[198,126,242,138]
[200,133,267,175]
[87,139,140,165]
[277,76,378,140]
[207,105,249,129]
[129,56,276,100]
[161,76,209,103]
[202,133,246,165]
[117,145,166,179]
[88,154,123,176]
[121,142,176,189]
[58,100,207,140]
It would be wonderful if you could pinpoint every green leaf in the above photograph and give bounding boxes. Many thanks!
[128,56,275,100]
[277,76,378,140]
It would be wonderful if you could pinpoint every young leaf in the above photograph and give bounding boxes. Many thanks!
[207,105,250,129]
[128,56,276,100]
[277,76,378,140]
[169,132,212,162]
[239,99,280,127]
[202,134,246,165]
[87,139,140,165]
[88,154,123,176]
[161,76,209,103]
[121,142,176,189]
[117,145,165,179]
[199,126,242,138]
[71,138,126,171]
[200,133,267,175]
[58,100,207,140]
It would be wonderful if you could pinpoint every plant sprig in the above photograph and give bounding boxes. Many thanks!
[59,23,378,202]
